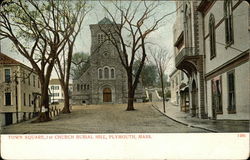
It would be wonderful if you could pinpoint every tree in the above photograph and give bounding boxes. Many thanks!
[99,0,174,110]
[70,52,90,80]
[53,4,89,114]
[0,0,87,122]
[133,60,158,87]
[150,47,169,113]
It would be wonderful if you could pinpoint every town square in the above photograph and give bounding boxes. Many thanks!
[0,0,249,159]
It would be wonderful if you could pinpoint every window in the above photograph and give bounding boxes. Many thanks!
[107,32,111,42]
[211,77,223,114]
[33,75,35,87]
[184,4,192,47]
[84,84,86,90]
[98,69,103,79]
[54,86,59,90]
[52,93,59,97]
[4,69,11,83]
[23,71,25,84]
[98,33,105,43]
[111,68,115,78]
[227,70,236,113]
[77,84,80,91]
[24,93,26,106]
[104,67,109,79]
[209,14,216,59]
[28,76,31,85]
[81,84,83,90]
[5,92,11,106]
[103,52,109,57]
[29,94,31,106]
[224,0,234,45]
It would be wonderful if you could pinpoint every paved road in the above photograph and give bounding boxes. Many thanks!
[1,103,208,134]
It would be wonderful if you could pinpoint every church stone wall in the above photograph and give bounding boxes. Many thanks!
[72,18,145,105]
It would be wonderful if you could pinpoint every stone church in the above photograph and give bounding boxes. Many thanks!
[72,17,145,105]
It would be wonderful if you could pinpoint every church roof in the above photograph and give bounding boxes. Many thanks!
[98,17,114,24]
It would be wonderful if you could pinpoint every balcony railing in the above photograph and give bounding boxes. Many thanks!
[175,47,196,66]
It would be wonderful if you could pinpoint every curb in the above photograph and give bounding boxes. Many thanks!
[151,104,218,133]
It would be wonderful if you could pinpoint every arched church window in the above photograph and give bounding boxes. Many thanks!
[84,84,86,90]
[111,68,115,79]
[87,84,89,90]
[104,67,109,79]
[98,33,105,44]
[98,68,103,79]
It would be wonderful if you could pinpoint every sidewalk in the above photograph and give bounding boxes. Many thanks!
[152,101,250,133]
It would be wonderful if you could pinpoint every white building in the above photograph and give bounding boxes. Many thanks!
[198,0,249,120]
[0,53,41,126]
[171,0,249,120]
[48,79,64,103]
[171,1,191,113]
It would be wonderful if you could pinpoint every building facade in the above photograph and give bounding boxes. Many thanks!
[171,1,190,112]
[49,79,64,103]
[198,0,249,120]
[170,69,180,105]
[172,0,249,120]
[0,53,41,126]
[72,18,145,105]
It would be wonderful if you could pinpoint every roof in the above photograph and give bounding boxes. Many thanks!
[49,79,61,85]
[0,52,22,65]
[98,17,114,24]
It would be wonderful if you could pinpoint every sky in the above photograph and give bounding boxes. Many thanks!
[1,0,176,79]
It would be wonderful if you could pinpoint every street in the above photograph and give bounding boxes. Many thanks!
[1,103,208,134]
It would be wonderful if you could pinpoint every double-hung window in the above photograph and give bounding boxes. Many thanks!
[224,0,234,46]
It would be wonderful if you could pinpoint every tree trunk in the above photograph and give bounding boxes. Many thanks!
[32,80,52,123]
[160,74,166,113]
[62,87,71,114]
[126,73,135,111]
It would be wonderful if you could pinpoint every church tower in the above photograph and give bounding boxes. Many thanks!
[72,17,145,105]
[88,17,127,104]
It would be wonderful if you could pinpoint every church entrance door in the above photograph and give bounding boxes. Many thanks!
[103,88,112,102]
